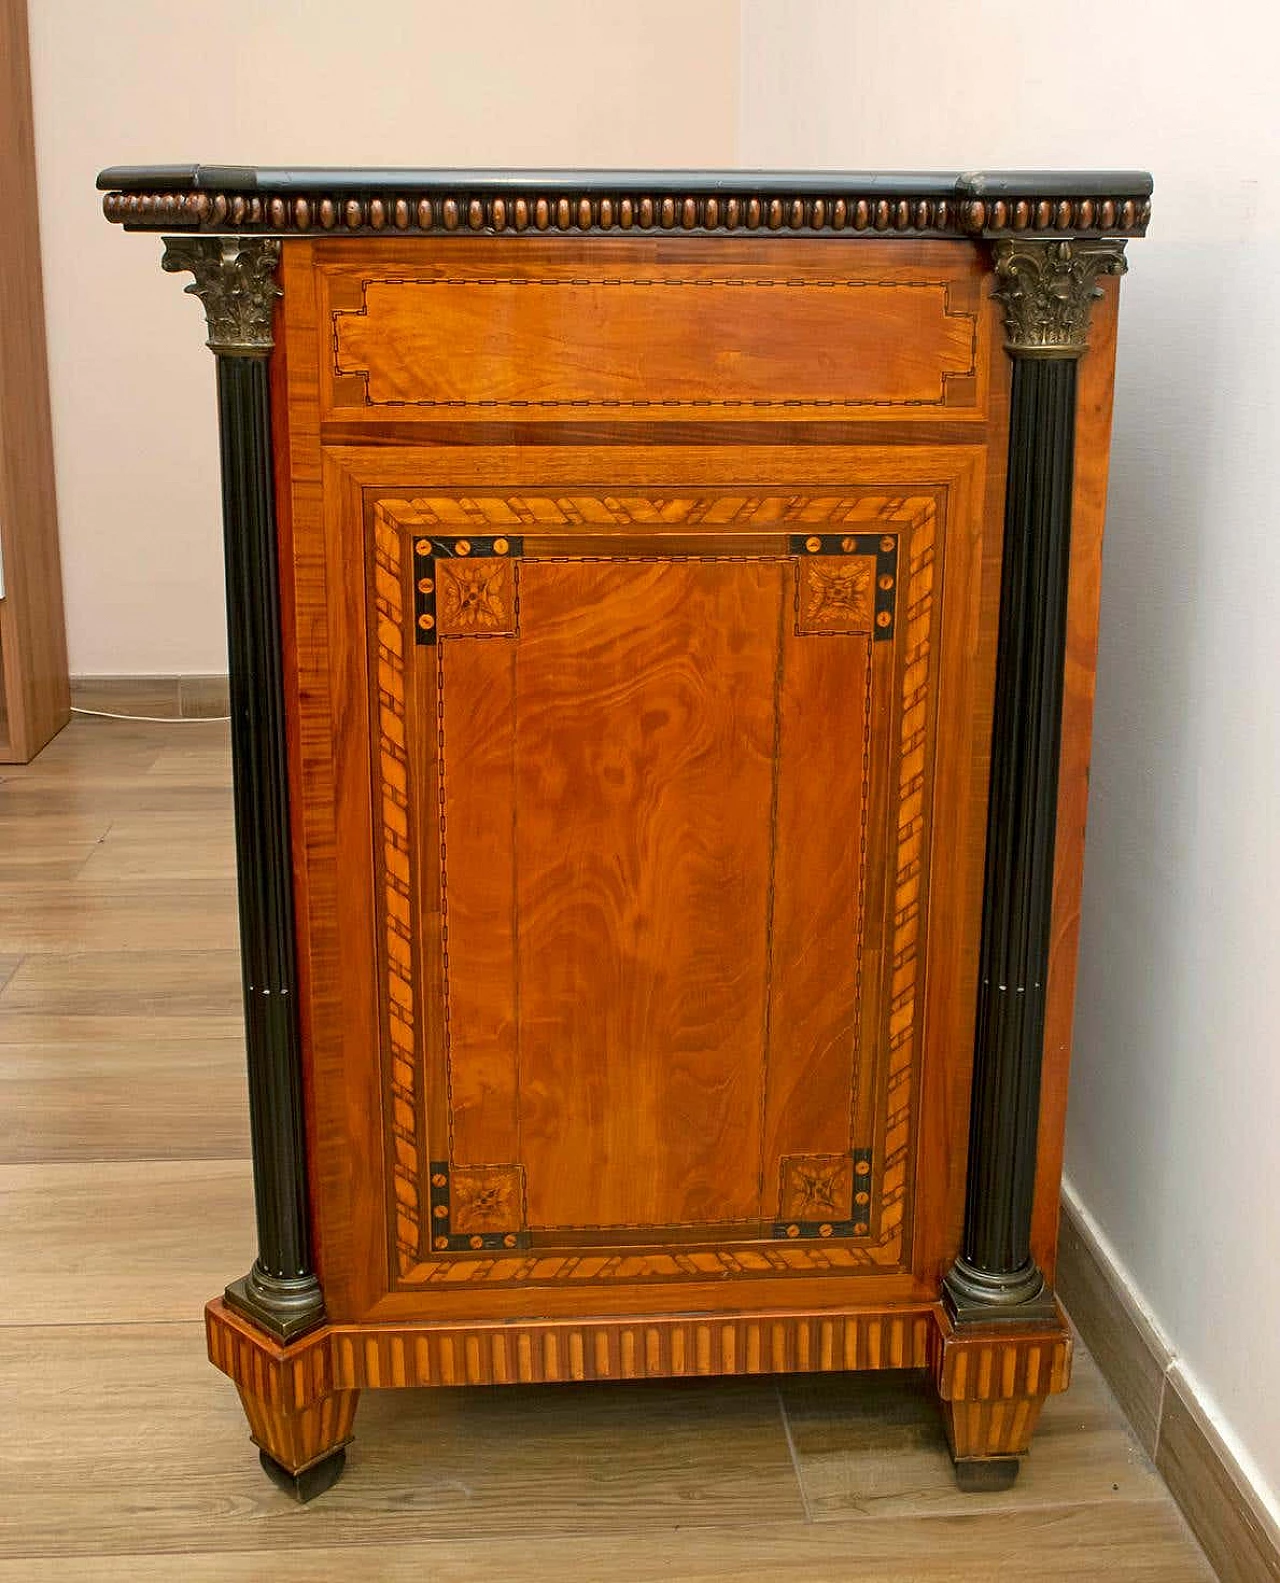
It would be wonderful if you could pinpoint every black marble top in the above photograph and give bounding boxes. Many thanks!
[99,166,1151,196]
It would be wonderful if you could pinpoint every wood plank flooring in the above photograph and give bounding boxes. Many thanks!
[0,718,1216,1580]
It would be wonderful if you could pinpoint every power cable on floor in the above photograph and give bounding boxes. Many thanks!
[70,706,232,724]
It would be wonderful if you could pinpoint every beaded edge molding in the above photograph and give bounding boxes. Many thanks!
[103,186,1152,240]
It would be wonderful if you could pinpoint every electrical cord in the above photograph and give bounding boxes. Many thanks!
[70,706,232,724]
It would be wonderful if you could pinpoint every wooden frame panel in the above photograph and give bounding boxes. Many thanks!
[368,491,929,1281]
[312,238,990,429]
[270,236,1018,1336]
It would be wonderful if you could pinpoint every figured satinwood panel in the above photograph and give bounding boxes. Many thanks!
[364,488,944,1294]
[513,554,780,1230]
[318,240,986,423]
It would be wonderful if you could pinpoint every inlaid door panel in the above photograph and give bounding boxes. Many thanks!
[367,490,942,1291]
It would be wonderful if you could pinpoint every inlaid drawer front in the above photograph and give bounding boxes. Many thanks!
[366,488,945,1292]
[326,258,984,419]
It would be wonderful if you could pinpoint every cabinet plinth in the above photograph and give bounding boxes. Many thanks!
[101,164,1150,1496]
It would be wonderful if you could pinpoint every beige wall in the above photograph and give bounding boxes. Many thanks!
[28,0,739,674]
[739,0,1280,1527]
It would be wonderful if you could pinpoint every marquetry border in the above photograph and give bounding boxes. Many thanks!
[370,510,422,1269]
[331,276,978,413]
[368,490,940,1285]
[879,504,937,1260]
[106,185,1151,239]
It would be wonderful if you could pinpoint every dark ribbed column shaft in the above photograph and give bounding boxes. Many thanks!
[215,356,325,1340]
[218,357,306,1274]
[944,355,1078,1319]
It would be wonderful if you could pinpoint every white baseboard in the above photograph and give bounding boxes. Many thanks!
[70,675,230,720]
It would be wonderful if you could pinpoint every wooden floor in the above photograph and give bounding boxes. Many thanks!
[0,717,1215,1581]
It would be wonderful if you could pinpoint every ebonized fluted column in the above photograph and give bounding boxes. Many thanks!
[943,238,1128,1324]
[161,236,325,1342]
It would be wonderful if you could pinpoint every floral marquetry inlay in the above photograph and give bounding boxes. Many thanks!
[450,1165,525,1234]
[780,1155,854,1221]
[435,559,517,636]
[799,557,875,634]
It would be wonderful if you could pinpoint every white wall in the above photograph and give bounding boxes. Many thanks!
[27,0,739,675]
[739,0,1280,1519]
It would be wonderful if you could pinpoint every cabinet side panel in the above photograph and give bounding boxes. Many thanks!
[1032,279,1121,1280]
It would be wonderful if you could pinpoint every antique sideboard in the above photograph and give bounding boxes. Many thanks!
[99,165,1150,1500]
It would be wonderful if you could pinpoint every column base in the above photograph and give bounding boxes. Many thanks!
[225,1262,326,1343]
[941,1255,1060,1326]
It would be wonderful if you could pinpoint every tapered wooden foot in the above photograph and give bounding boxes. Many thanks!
[207,1297,357,1501]
[929,1302,1071,1491]
[941,1396,1045,1488]
[237,1382,359,1499]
